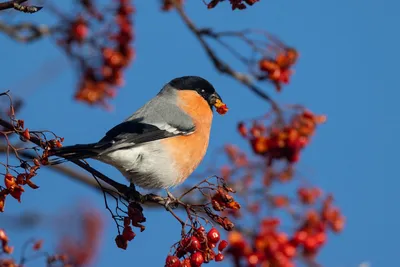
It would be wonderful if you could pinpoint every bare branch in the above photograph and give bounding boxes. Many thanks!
[0,0,42,13]
[0,22,56,42]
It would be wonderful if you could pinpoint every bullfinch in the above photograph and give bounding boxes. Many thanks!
[50,76,228,190]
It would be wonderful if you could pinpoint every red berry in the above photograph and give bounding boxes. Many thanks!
[304,236,317,251]
[190,252,204,267]
[181,236,201,252]
[181,258,191,267]
[165,255,180,267]
[218,240,228,251]
[293,230,308,245]
[237,122,248,137]
[282,244,296,258]
[207,228,220,244]
[247,253,260,266]
[197,226,205,232]
[315,232,327,245]
[176,247,185,258]
[188,236,201,252]
[215,253,224,262]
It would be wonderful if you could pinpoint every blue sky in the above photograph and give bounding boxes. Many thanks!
[0,0,397,266]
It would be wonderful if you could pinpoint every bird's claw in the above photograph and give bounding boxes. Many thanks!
[125,183,146,203]
[164,190,179,210]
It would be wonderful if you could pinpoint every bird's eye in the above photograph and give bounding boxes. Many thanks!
[200,89,205,94]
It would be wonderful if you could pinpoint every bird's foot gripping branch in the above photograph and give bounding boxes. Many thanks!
[0,91,241,265]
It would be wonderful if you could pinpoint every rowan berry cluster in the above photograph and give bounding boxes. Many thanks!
[0,229,67,267]
[226,196,344,267]
[0,206,103,267]
[238,109,326,165]
[0,117,64,212]
[207,0,260,10]
[211,104,345,266]
[57,0,135,108]
[166,227,229,267]
[259,47,298,92]
[57,207,104,266]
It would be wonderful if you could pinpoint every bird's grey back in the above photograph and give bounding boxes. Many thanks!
[125,84,195,131]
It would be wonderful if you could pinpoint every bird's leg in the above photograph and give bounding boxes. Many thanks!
[125,183,145,203]
[164,189,179,210]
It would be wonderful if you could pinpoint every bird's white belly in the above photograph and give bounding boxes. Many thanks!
[97,142,179,189]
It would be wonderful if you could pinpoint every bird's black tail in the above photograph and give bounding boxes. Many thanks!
[49,143,99,165]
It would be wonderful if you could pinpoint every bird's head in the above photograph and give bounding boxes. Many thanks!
[167,76,228,115]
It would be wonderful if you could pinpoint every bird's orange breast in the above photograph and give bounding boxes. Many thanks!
[161,91,213,185]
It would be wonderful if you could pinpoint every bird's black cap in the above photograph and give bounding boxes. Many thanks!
[169,76,216,95]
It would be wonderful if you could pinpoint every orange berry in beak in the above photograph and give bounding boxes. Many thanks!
[214,99,229,115]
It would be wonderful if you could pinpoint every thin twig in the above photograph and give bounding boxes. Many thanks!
[0,22,57,42]
[0,0,42,13]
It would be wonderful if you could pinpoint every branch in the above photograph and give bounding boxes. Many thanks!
[171,1,282,114]
[0,0,42,13]
[0,22,56,42]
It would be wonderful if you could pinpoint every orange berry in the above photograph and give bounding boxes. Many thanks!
[23,128,30,140]
[282,244,296,258]
[259,59,279,72]
[237,122,248,137]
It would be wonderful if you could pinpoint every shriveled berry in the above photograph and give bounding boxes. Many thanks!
[207,228,220,244]
[190,252,204,267]
[122,226,135,241]
[115,235,128,250]
[165,255,180,267]
[123,217,131,226]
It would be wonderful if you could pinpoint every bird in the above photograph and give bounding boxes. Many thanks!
[50,76,228,192]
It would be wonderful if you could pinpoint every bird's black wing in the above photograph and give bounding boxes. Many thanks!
[49,119,195,163]
[95,118,195,154]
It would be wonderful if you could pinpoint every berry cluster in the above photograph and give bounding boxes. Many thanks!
[229,218,297,267]
[57,207,104,266]
[259,47,298,92]
[0,119,65,212]
[207,0,260,10]
[57,0,135,108]
[166,227,229,267]
[238,109,326,165]
[115,202,146,250]
[227,204,344,267]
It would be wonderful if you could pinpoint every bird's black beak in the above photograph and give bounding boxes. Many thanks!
[209,92,228,115]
